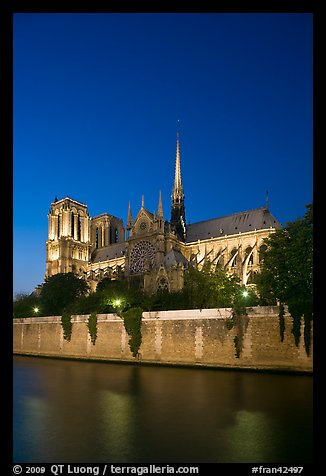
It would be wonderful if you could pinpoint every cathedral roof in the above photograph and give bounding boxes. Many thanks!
[186,207,282,243]
[91,242,126,263]
[163,248,189,268]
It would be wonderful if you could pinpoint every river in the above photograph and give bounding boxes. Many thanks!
[13,356,313,463]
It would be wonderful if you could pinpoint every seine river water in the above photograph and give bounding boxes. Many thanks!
[13,356,313,464]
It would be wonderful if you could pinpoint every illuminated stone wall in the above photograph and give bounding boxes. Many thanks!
[13,307,313,372]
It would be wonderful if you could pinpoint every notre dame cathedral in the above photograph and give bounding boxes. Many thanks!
[45,132,282,293]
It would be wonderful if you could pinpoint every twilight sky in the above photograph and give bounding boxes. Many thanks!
[13,12,313,296]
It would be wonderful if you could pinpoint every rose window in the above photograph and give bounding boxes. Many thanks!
[130,241,155,273]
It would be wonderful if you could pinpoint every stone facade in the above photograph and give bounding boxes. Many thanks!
[13,307,313,373]
[45,133,282,293]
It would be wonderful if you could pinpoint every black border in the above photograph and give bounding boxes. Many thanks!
[4,0,321,471]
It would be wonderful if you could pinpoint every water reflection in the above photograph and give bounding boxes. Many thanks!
[221,410,276,462]
[13,356,313,463]
[99,391,136,461]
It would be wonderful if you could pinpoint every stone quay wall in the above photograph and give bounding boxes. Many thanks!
[13,306,313,372]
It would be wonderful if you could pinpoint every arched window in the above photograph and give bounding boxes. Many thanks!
[95,227,99,248]
[77,215,81,241]
[57,215,61,238]
[114,228,118,243]
[71,213,75,237]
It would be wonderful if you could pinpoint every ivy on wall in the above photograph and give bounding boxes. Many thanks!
[279,303,285,342]
[225,303,249,359]
[88,312,98,345]
[304,314,312,357]
[61,312,72,341]
[225,317,234,331]
[288,302,312,356]
[233,336,241,359]
[232,312,249,359]
[278,303,312,356]
[119,307,143,357]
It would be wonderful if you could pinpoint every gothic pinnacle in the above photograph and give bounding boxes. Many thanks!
[158,190,163,217]
[127,201,133,228]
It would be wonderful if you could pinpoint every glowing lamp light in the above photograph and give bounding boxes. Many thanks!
[33,307,39,314]
[242,290,249,298]
[114,299,121,307]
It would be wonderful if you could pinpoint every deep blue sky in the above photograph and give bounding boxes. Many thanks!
[13,13,313,296]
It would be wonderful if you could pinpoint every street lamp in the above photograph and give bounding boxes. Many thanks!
[33,307,39,314]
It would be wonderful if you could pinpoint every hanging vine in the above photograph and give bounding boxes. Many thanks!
[288,302,302,348]
[279,303,285,342]
[88,312,98,345]
[226,302,249,358]
[61,312,72,341]
[120,307,143,357]
[304,312,312,357]
[233,313,249,358]
[225,317,234,330]
[278,302,312,356]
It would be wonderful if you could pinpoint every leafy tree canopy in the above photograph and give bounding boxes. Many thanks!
[13,293,41,318]
[40,272,89,315]
[255,203,313,319]
[182,262,239,309]
[182,261,258,309]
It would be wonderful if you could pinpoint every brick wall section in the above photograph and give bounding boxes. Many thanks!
[13,306,313,372]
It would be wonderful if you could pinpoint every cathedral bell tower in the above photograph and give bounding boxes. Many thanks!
[170,128,186,241]
[46,197,91,278]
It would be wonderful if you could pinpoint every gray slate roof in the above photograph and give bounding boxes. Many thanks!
[163,248,189,268]
[186,207,282,243]
[90,207,282,264]
[91,242,126,263]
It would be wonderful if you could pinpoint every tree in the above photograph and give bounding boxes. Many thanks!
[255,204,313,351]
[13,293,41,318]
[40,272,89,315]
[182,261,244,309]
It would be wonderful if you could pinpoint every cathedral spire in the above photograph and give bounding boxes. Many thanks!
[170,123,186,241]
[172,122,184,201]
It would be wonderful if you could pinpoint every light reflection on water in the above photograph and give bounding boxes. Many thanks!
[221,410,277,462]
[13,356,313,463]
[99,391,137,462]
